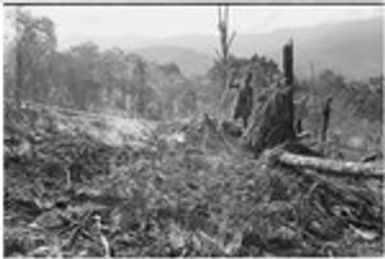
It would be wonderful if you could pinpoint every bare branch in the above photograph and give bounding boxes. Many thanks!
[227,31,237,49]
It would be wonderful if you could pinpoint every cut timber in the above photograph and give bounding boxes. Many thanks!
[268,150,383,180]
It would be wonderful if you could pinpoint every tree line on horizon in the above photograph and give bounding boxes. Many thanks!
[3,8,383,124]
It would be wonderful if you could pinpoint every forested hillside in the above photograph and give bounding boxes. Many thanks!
[4,10,197,120]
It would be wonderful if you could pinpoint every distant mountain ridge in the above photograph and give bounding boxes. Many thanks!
[232,17,383,80]
[92,17,382,80]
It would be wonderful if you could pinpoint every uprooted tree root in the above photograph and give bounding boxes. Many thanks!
[4,103,384,257]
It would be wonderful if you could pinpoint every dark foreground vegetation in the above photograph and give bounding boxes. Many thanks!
[4,99,383,257]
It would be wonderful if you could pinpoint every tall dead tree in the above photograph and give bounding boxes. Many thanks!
[216,5,236,118]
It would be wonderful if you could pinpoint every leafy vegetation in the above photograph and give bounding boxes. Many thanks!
[296,70,382,157]
[4,9,197,120]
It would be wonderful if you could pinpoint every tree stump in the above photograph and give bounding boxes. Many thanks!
[243,85,296,157]
[242,40,296,157]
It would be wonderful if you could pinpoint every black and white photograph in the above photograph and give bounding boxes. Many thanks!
[2,0,384,257]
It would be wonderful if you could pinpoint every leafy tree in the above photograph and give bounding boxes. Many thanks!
[66,42,101,110]
[131,58,151,117]
[10,8,57,105]
[176,89,198,117]
[4,9,191,119]
[98,48,132,109]
[160,62,181,76]
[315,69,346,97]
[368,76,384,90]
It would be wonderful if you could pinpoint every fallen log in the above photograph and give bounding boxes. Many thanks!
[266,149,383,180]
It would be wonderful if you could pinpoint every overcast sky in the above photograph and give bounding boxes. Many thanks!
[5,5,383,48]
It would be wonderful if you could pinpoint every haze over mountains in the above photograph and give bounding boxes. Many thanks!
[85,17,382,80]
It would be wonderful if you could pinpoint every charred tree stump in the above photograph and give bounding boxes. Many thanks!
[244,86,296,157]
[321,97,332,142]
[243,40,296,157]
[283,39,294,85]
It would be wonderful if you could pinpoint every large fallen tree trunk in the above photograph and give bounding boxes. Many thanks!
[267,149,384,179]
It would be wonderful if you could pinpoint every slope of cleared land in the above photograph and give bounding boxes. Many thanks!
[4,101,383,257]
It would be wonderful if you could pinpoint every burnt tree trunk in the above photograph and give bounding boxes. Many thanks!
[283,39,294,85]
[321,97,332,142]
[243,40,296,157]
